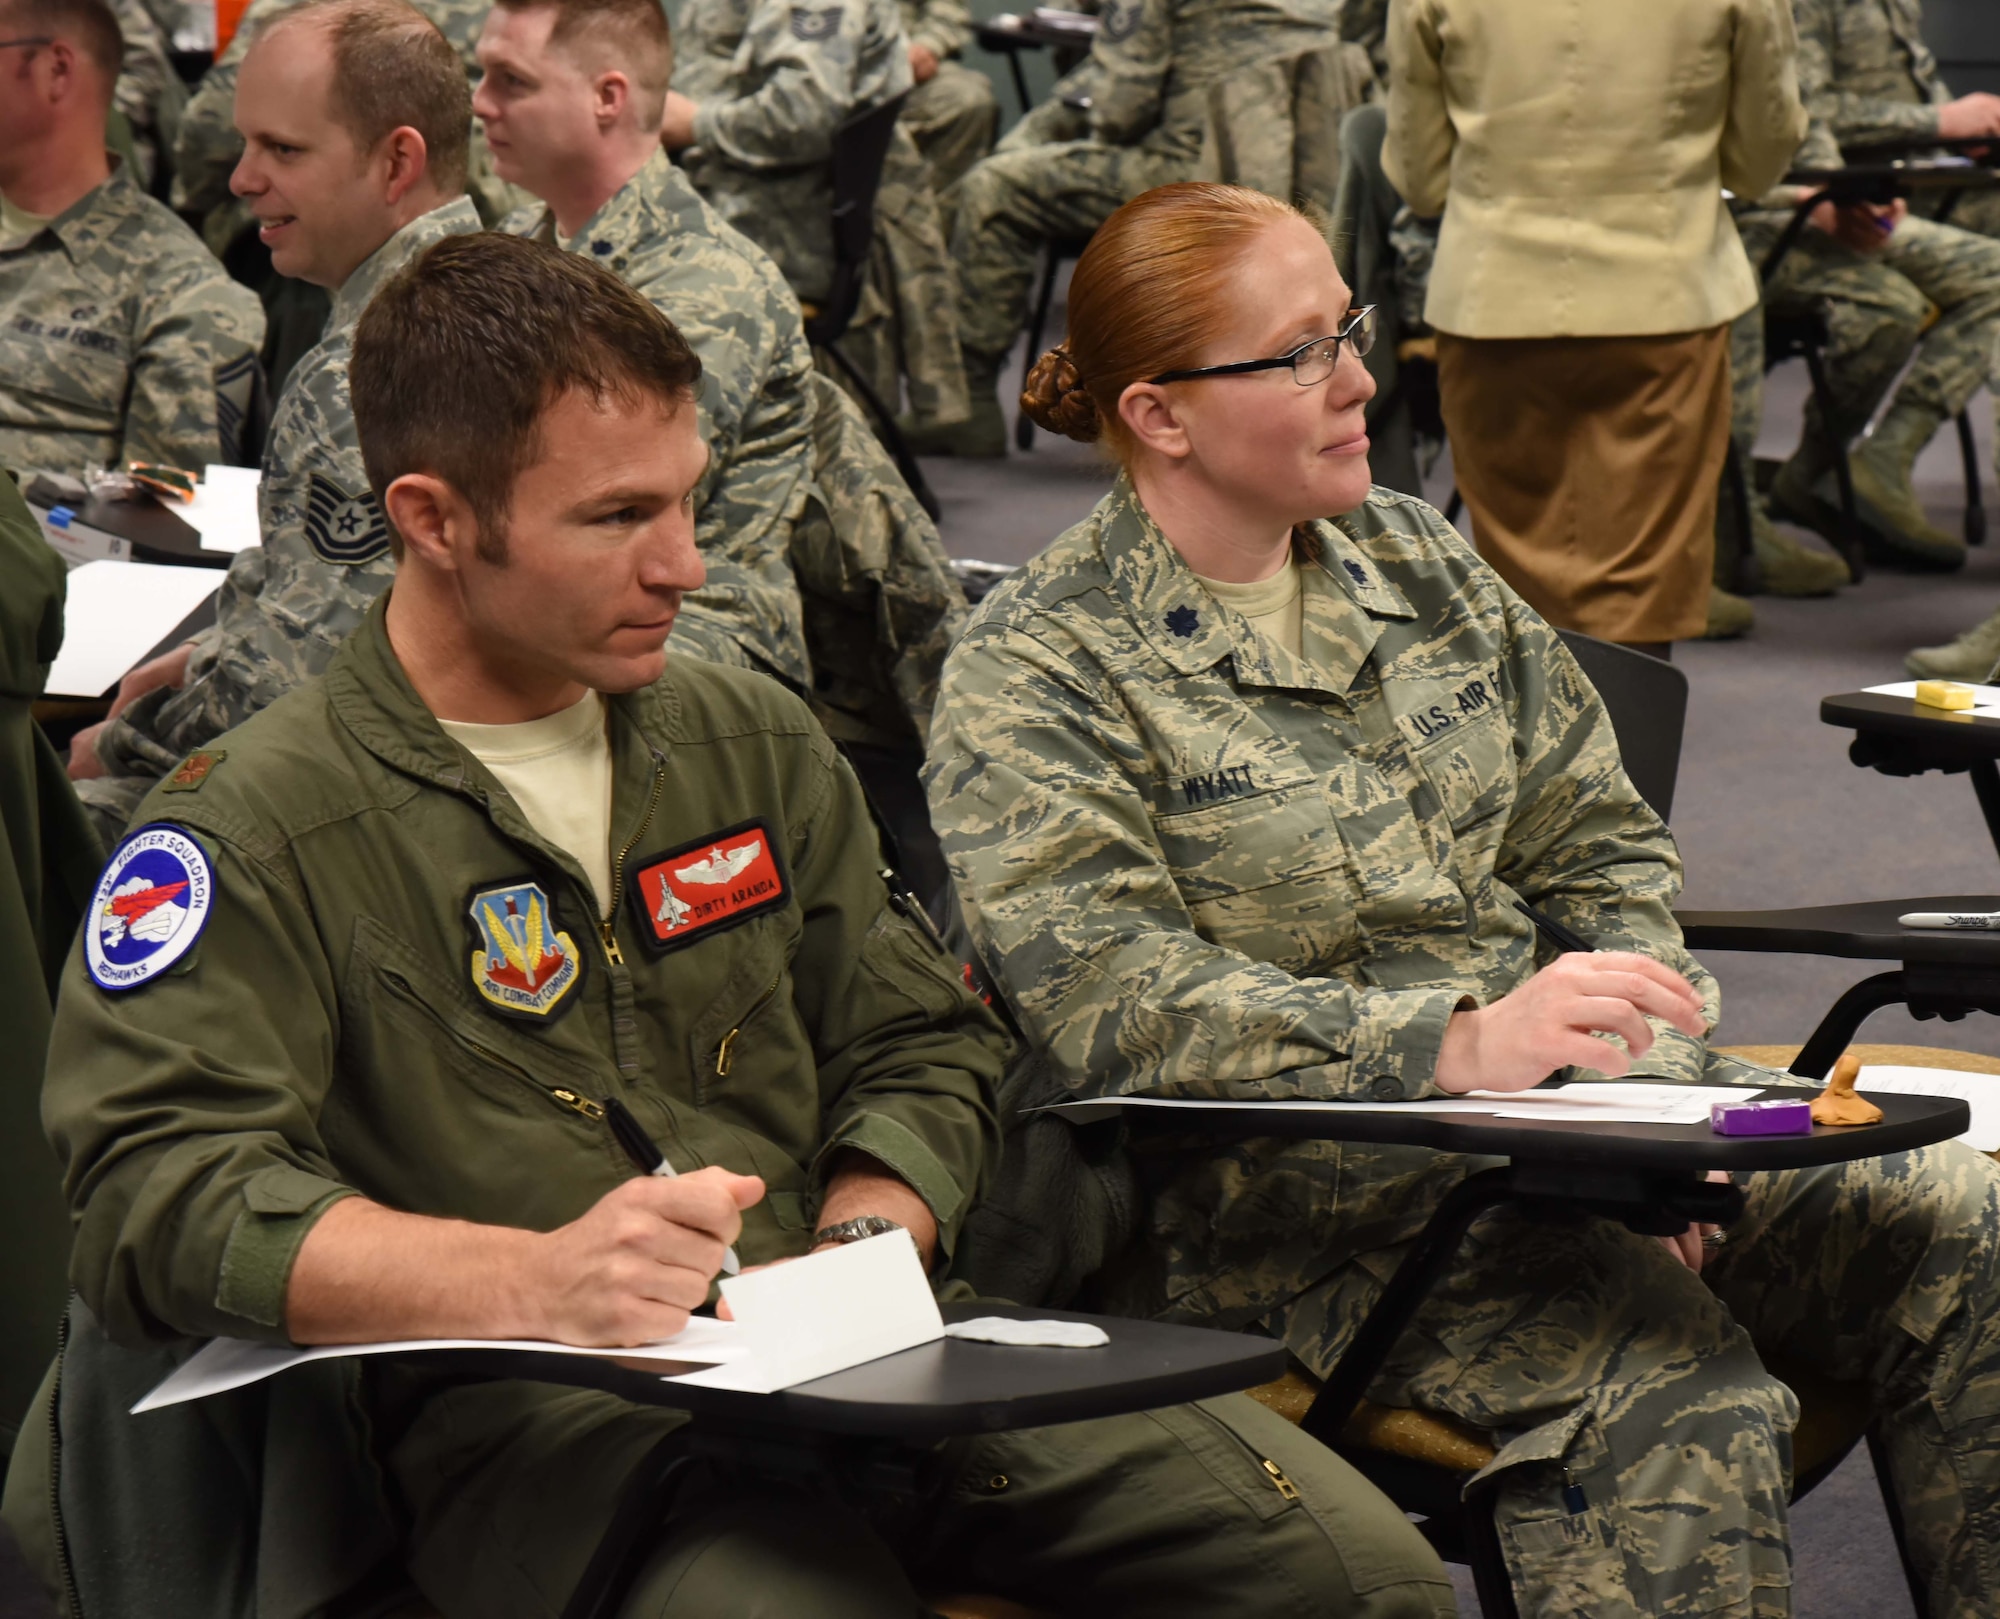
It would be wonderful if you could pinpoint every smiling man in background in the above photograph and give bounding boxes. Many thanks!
[68,0,483,849]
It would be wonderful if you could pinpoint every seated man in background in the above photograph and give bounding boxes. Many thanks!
[898,0,997,192]
[0,0,264,481]
[663,0,969,437]
[107,0,183,187]
[914,0,1346,457]
[476,0,819,694]
[1,231,1455,1619]
[67,0,483,846]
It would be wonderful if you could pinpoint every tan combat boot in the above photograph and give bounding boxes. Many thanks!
[1751,500,1849,596]
[1848,403,1966,570]
[1906,606,2000,680]
[1702,587,1755,640]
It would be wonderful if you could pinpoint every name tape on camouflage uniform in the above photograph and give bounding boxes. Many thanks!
[467,878,583,1020]
[86,824,214,992]
[626,819,789,955]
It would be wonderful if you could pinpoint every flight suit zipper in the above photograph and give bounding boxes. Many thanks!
[48,1301,80,1617]
[600,752,667,969]
[715,966,785,1077]
[379,969,605,1122]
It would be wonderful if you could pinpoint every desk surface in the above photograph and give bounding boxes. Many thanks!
[411,1302,1283,1442]
[1821,689,2000,756]
[1049,1089,1967,1172]
[1680,896,2000,964]
[1788,161,2000,193]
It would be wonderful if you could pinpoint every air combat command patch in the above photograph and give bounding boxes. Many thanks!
[86,824,214,991]
[305,472,391,565]
[468,879,582,1019]
[626,820,789,955]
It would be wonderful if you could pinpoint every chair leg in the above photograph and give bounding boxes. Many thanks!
[1015,250,1063,452]
[1864,1429,1932,1619]
[1787,970,1911,1078]
[1721,438,1760,595]
[1957,408,1985,547]
[1444,487,1463,526]
[1462,1481,1522,1619]
[561,1437,698,1619]
[820,337,944,522]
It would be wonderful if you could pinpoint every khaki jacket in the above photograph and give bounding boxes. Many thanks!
[1383,0,1807,338]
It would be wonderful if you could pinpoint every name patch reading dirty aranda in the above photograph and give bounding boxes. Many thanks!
[627,819,791,955]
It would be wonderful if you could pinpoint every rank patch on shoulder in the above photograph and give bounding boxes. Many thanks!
[467,879,582,1019]
[85,824,214,991]
[162,749,225,792]
[789,4,841,39]
[304,473,391,565]
[627,819,789,955]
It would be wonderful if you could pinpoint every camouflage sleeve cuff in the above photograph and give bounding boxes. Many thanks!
[814,1114,971,1258]
[214,1166,357,1339]
[1336,986,1471,1101]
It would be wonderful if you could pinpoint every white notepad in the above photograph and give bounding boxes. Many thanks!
[44,560,223,699]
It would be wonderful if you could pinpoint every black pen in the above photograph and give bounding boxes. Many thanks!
[602,1095,740,1274]
[1515,900,1594,955]
[881,868,952,956]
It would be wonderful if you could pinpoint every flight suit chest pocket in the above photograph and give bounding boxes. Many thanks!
[1394,667,1516,834]
[682,919,810,1110]
[1150,780,1357,973]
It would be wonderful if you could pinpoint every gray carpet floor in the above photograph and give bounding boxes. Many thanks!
[919,345,1997,1615]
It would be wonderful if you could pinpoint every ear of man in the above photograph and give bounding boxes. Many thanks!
[384,472,480,571]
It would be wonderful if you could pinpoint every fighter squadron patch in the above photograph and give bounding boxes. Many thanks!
[305,473,391,565]
[467,879,582,1020]
[86,824,214,992]
[789,4,842,39]
[626,820,790,955]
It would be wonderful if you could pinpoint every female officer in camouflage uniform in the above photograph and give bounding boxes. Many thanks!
[925,181,2000,1619]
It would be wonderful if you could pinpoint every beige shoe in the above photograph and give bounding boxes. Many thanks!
[1702,587,1755,640]
[1751,503,1849,596]
[1907,606,2000,681]
[1848,404,1967,571]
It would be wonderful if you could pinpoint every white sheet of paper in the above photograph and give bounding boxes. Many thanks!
[1045,1084,1765,1127]
[133,1316,747,1414]
[1863,679,2000,718]
[1856,1067,2000,1153]
[671,1230,944,1393]
[183,464,263,553]
[44,560,223,698]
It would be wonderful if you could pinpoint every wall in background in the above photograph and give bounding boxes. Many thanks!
[1930,0,2000,93]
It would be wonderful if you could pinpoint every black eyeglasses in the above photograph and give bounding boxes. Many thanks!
[0,34,54,47]
[1150,305,1378,387]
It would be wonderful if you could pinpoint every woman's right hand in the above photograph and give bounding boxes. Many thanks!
[1432,952,1707,1094]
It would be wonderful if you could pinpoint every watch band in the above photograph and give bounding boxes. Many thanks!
[812,1214,905,1247]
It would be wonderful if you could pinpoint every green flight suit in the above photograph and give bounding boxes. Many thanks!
[4,596,1452,1619]
[926,478,2000,1618]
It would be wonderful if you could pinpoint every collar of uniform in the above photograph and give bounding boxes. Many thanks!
[37,158,140,262]
[1100,478,1416,682]
[328,194,484,334]
[560,149,694,276]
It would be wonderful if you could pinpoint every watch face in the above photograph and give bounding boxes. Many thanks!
[817,1215,904,1245]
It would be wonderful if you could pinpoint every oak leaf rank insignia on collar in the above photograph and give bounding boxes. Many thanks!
[625,819,789,956]
[467,878,583,1020]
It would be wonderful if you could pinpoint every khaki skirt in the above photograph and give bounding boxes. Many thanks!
[1435,325,1731,644]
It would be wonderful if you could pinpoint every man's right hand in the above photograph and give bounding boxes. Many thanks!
[528,1168,764,1345]
[1939,93,2000,142]
[1806,198,1904,255]
[908,41,939,83]
[1432,951,1706,1094]
[110,640,196,718]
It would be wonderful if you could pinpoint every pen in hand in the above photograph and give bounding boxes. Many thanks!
[1514,899,1594,955]
[602,1095,742,1275]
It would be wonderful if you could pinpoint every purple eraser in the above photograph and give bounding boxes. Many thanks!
[1710,1098,1815,1136]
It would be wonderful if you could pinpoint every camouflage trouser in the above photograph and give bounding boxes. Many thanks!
[1274,1140,2000,1618]
[946,112,1192,364]
[902,60,1000,194]
[1735,212,2000,456]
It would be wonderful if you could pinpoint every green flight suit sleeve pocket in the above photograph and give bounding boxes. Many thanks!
[215,1166,356,1332]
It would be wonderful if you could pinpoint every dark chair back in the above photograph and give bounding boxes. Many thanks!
[804,90,911,349]
[1555,630,1687,824]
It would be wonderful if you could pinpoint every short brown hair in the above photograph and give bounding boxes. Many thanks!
[350,232,704,559]
[1,0,122,83]
[491,0,673,126]
[255,0,471,194]
[1021,183,1311,461]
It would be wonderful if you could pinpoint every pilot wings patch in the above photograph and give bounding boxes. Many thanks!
[626,819,790,955]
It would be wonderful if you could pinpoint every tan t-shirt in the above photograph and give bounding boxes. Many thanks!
[439,691,615,915]
[1194,561,1306,658]
[0,192,53,246]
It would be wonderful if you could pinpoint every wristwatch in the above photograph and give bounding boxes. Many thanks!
[812,1215,905,1247]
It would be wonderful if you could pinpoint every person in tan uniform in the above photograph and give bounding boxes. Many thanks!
[1386,0,1807,654]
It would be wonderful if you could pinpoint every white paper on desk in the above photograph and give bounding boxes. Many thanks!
[1044,1084,1764,1127]
[671,1230,944,1394]
[183,464,262,553]
[45,560,223,698]
[132,1317,747,1414]
[1855,1067,2000,1152]
[1864,679,2000,718]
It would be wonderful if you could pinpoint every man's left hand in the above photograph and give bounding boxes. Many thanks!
[1658,1171,1733,1274]
[660,91,700,152]
[908,42,939,83]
